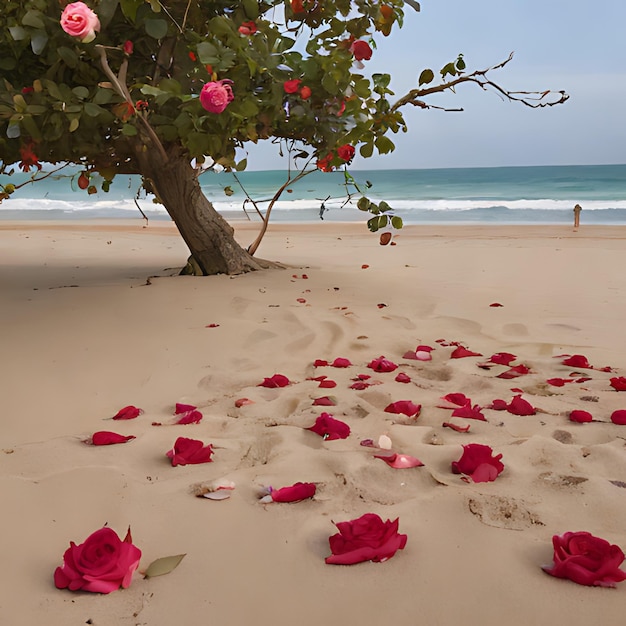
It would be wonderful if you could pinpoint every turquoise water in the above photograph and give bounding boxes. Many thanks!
[1,163,625,224]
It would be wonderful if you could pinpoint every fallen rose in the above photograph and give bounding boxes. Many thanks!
[569,410,593,423]
[325,513,407,565]
[374,453,424,468]
[306,412,350,440]
[542,531,626,587]
[507,394,536,416]
[269,482,316,503]
[367,355,398,373]
[112,405,143,420]
[561,354,592,369]
[60,1,101,43]
[54,527,141,593]
[259,373,290,388]
[451,443,504,483]
[199,79,234,113]
[384,400,421,418]
[166,437,213,466]
[610,410,626,425]
[90,431,135,445]
[450,345,483,359]
[610,376,626,391]
[451,402,486,421]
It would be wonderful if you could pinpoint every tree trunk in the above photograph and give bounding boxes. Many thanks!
[135,144,275,275]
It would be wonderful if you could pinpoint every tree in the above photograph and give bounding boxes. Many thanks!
[0,1,568,275]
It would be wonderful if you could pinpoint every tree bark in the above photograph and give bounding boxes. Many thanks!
[135,144,276,275]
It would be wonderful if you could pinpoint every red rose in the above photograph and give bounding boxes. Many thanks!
[306,412,350,440]
[451,443,504,483]
[54,527,141,593]
[316,153,334,172]
[325,513,407,564]
[610,376,626,391]
[238,20,257,35]
[270,482,316,502]
[350,40,372,62]
[166,437,214,466]
[337,144,355,162]
[542,531,626,587]
[299,85,312,99]
[283,78,302,94]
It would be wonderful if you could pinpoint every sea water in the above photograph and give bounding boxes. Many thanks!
[1,163,625,225]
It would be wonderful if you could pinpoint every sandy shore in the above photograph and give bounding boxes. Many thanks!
[2,220,626,625]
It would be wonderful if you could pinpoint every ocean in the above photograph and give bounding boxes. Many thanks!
[1,163,625,225]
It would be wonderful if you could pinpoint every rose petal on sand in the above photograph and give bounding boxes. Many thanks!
[90,431,136,445]
[507,394,537,416]
[561,354,592,369]
[378,434,393,449]
[270,482,316,503]
[610,410,626,425]
[547,378,574,387]
[313,359,329,367]
[451,443,504,483]
[367,356,398,373]
[205,323,220,328]
[569,410,593,423]
[395,372,411,383]
[450,345,483,359]
[610,377,626,391]
[319,379,337,388]
[374,453,424,468]
[350,381,371,390]
[438,393,470,409]
[489,302,504,307]
[331,357,352,368]
[497,364,531,379]
[306,412,350,440]
[443,422,471,433]
[111,405,143,420]
[174,403,197,415]
[166,437,213,466]
[313,396,337,406]
[384,400,421,418]
[489,399,509,411]
[235,398,254,407]
[259,374,290,388]
[175,410,203,425]
[451,403,486,421]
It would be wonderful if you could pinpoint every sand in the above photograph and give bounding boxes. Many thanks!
[1,220,626,625]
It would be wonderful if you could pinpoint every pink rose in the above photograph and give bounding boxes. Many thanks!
[199,79,234,114]
[60,2,101,43]
[54,527,141,593]
[542,531,626,587]
[326,513,407,564]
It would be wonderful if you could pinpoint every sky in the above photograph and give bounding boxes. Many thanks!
[245,0,626,170]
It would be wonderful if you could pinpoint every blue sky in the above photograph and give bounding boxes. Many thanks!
[246,0,626,170]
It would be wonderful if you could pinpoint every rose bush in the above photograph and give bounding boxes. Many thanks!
[542,531,626,587]
[54,527,141,593]
[60,2,100,43]
[326,513,407,564]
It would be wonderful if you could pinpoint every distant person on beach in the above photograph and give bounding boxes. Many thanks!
[573,203,582,230]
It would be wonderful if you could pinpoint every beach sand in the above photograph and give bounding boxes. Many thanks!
[1,220,626,625]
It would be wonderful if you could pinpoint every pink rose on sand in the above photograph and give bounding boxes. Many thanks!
[60,2,101,43]
[200,79,234,113]
[326,513,407,565]
[542,531,626,587]
[54,527,141,593]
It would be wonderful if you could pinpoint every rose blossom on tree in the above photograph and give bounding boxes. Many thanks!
[199,80,234,114]
[60,2,101,43]
[0,2,568,275]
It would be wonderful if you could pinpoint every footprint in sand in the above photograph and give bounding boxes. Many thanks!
[237,432,282,468]
[502,323,529,337]
[467,495,544,530]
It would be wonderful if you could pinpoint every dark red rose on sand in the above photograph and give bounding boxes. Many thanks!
[451,443,504,483]
[54,527,141,593]
[542,531,626,587]
[610,377,626,391]
[569,410,593,423]
[325,513,407,565]
[368,356,398,373]
[270,482,316,502]
[384,400,421,418]
[259,374,290,388]
[112,405,143,420]
[166,437,213,466]
[90,431,135,445]
[610,410,626,425]
[306,412,350,440]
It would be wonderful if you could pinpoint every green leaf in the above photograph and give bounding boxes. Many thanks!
[20,114,41,140]
[120,0,143,21]
[377,214,389,229]
[235,158,247,172]
[98,0,121,28]
[121,123,137,136]
[145,18,168,40]
[357,196,372,212]
[418,68,434,86]
[391,215,403,229]
[223,186,234,196]
[44,80,63,101]
[8,26,27,41]
[143,554,186,579]
[84,102,107,117]
[359,142,374,159]
[68,117,80,132]
[196,41,219,65]
[367,216,379,232]
[375,135,395,154]
[378,201,392,213]
[22,10,45,29]
[0,57,17,71]
[58,47,78,69]
[72,86,90,100]
[93,87,114,104]
[30,30,48,55]
[243,0,259,19]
